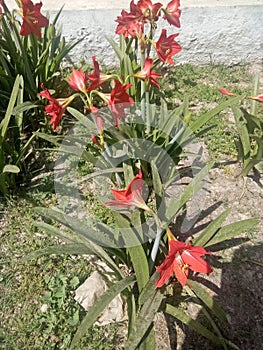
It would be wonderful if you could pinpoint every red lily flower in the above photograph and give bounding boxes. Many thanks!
[39,84,75,131]
[155,229,213,288]
[87,56,112,92]
[134,57,161,88]
[104,169,151,211]
[115,9,143,38]
[20,0,49,38]
[156,29,181,64]
[248,94,263,103]
[68,68,88,93]
[99,79,134,126]
[131,0,162,22]
[163,0,181,28]
[218,88,236,96]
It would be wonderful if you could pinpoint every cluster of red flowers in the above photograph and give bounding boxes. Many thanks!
[38,1,182,131]
[104,170,213,289]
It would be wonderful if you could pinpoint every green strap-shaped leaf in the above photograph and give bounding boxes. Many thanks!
[70,275,135,349]
[125,289,163,350]
[188,281,227,323]
[181,96,241,144]
[165,163,213,223]
[204,218,259,248]
[193,209,230,247]
[165,304,223,346]
[115,213,149,292]
[35,208,123,278]
[22,243,92,263]
[0,75,22,139]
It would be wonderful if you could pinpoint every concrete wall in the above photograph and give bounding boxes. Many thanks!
[4,0,263,66]
[55,5,263,67]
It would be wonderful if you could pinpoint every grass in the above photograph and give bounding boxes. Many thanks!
[0,62,261,349]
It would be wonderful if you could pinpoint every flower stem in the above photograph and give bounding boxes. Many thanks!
[149,226,163,271]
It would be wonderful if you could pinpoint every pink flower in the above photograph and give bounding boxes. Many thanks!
[155,229,213,288]
[39,84,75,130]
[104,169,151,211]
[163,0,181,28]
[155,29,181,64]
[20,0,49,38]
[134,57,161,88]
[68,68,88,93]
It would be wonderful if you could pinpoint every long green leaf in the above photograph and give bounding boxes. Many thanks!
[165,163,213,223]
[125,289,163,350]
[181,96,241,144]
[193,209,230,247]
[36,208,123,278]
[188,281,227,323]
[70,275,135,349]
[22,244,92,262]
[165,304,222,346]
[0,75,22,139]
[204,218,259,248]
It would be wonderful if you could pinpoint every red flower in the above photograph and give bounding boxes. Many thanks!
[20,0,49,38]
[104,169,151,211]
[87,56,112,92]
[155,229,213,288]
[131,0,162,22]
[218,88,236,96]
[99,79,134,126]
[248,94,263,103]
[156,29,181,64]
[163,0,181,28]
[134,57,161,88]
[39,84,75,130]
[115,9,143,38]
[68,68,88,93]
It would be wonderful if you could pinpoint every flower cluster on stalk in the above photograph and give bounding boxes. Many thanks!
[38,0,182,131]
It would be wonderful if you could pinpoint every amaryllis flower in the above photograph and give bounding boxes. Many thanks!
[218,88,236,96]
[115,9,143,38]
[68,68,88,93]
[163,0,181,28]
[131,0,163,22]
[155,29,181,64]
[99,79,134,126]
[104,169,151,211]
[20,0,49,38]
[155,229,213,288]
[134,57,161,88]
[39,84,75,131]
[87,56,112,92]
[248,94,263,103]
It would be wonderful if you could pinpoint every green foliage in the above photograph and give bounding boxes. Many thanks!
[0,5,80,117]
[0,75,36,194]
